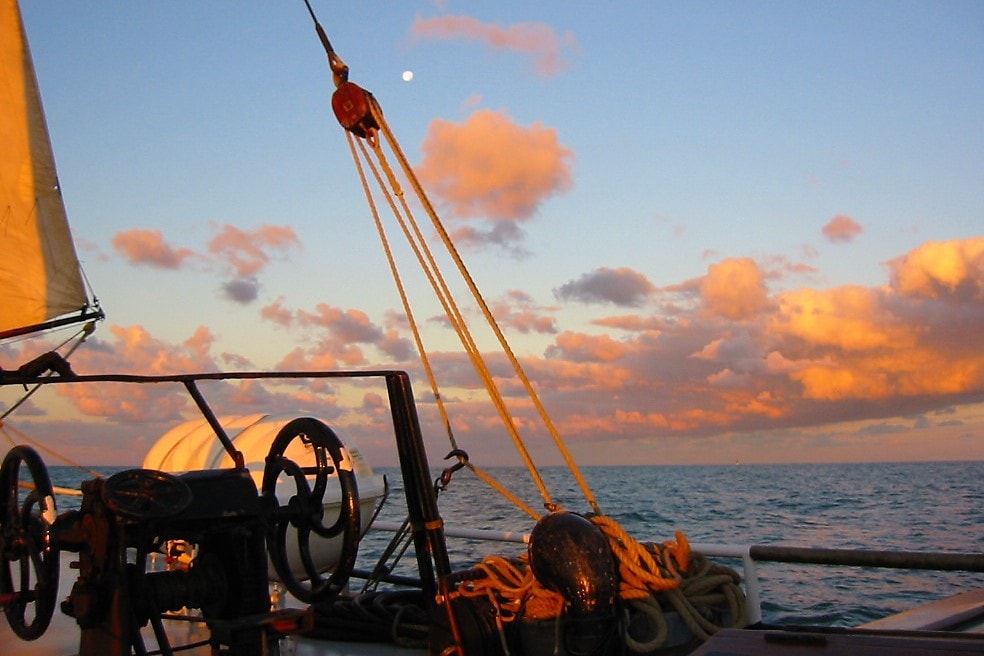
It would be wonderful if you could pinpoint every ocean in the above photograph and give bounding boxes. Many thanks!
[47,460,984,628]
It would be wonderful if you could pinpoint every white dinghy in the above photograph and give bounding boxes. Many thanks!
[142,414,388,580]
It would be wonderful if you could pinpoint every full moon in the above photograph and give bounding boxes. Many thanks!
[402,70,414,82]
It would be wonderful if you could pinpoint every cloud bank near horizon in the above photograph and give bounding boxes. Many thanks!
[5,236,982,466]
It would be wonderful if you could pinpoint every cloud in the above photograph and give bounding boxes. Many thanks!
[546,331,631,363]
[10,233,984,466]
[416,109,573,233]
[888,237,984,300]
[259,300,416,369]
[472,238,984,460]
[222,277,260,304]
[554,267,655,307]
[112,228,195,269]
[700,258,770,320]
[491,290,557,335]
[821,215,863,242]
[449,222,531,257]
[411,15,577,76]
[0,323,375,464]
[33,324,226,425]
[111,224,299,305]
[207,224,300,277]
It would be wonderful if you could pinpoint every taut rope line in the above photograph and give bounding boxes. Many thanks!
[347,124,544,520]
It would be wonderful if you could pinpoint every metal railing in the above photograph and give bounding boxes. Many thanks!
[371,521,984,626]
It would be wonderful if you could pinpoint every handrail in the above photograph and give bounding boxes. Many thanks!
[2,369,408,386]
[749,544,984,572]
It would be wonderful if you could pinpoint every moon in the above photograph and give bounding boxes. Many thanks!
[402,70,414,82]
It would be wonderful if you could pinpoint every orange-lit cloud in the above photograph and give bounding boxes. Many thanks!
[416,109,573,248]
[888,237,984,300]
[5,237,983,467]
[112,228,194,269]
[700,258,770,320]
[822,214,863,242]
[411,15,576,76]
[520,238,984,458]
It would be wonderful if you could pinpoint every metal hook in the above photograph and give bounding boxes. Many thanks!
[436,449,469,491]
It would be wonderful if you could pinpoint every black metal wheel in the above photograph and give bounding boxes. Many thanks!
[262,417,360,604]
[102,468,192,520]
[0,446,59,640]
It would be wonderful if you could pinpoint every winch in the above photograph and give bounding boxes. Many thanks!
[0,416,363,656]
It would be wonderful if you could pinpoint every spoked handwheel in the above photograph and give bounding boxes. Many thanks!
[102,468,193,520]
[262,417,360,604]
[0,446,59,640]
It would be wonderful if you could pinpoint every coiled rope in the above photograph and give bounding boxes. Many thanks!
[447,520,744,651]
[308,590,430,648]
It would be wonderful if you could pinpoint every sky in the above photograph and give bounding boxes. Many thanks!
[2,1,983,470]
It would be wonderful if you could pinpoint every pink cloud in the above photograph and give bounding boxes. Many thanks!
[411,15,576,76]
[260,300,415,369]
[207,224,300,277]
[546,331,631,363]
[111,224,299,304]
[491,290,557,334]
[821,215,863,243]
[112,228,194,269]
[261,297,293,328]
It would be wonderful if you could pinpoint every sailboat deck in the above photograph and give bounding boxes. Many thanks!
[6,549,984,656]
[860,587,984,633]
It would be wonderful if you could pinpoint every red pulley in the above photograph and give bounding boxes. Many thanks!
[331,81,379,138]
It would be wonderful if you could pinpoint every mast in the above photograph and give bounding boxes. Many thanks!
[0,0,103,341]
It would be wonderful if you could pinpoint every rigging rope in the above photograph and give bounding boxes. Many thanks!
[345,91,613,515]
[0,421,103,482]
[1,322,106,483]
[1,321,95,421]
[347,111,555,515]
[448,521,745,651]
[371,100,603,515]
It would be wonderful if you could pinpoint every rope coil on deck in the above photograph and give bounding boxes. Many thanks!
[446,521,746,652]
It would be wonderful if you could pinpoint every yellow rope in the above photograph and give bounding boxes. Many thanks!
[455,554,564,621]
[1,417,104,480]
[464,462,540,521]
[371,101,602,515]
[352,102,557,511]
[590,516,689,597]
[450,524,745,650]
[346,130,458,452]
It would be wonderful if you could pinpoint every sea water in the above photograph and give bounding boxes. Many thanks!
[47,461,984,627]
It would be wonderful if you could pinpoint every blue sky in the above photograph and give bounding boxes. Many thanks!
[4,1,983,467]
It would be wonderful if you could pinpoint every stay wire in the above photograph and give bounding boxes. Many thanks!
[355,106,553,514]
[306,0,598,515]
[1,321,95,422]
[347,131,467,455]
[371,101,602,515]
[349,128,542,520]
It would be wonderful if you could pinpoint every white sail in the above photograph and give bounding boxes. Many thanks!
[0,0,98,339]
